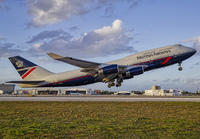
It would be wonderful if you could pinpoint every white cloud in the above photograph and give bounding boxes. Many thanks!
[0,36,6,41]
[0,36,23,57]
[0,0,10,11]
[26,29,72,43]
[184,78,200,86]
[27,19,136,58]
[195,62,200,65]
[26,0,142,27]
[162,78,170,82]
[33,43,43,49]
[94,19,123,35]
[69,26,78,32]
[171,78,180,82]
[129,0,142,9]
[0,43,23,58]
[182,36,200,55]
[27,0,92,27]
[0,19,136,58]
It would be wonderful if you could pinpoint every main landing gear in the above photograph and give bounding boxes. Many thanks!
[107,78,123,88]
[178,62,183,71]
[108,81,115,88]
[116,78,123,87]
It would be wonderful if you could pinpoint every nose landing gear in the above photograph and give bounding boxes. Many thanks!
[178,62,183,71]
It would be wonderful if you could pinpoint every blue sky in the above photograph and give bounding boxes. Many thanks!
[0,0,200,92]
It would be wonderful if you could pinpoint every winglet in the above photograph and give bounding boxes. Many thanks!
[47,53,64,60]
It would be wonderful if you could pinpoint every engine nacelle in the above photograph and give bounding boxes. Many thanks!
[98,64,119,75]
[123,66,144,78]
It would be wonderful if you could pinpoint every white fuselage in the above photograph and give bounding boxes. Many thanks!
[19,44,196,88]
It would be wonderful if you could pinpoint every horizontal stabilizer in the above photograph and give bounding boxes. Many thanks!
[6,80,45,84]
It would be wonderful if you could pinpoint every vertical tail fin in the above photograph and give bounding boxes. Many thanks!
[9,56,53,80]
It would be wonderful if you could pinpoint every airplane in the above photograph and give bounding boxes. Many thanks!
[6,44,196,88]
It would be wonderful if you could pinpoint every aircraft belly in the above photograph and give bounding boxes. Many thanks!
[59,76,96,86]
[40,74,97,87]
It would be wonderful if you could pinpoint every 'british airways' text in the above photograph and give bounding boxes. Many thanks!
[137,50,171,60]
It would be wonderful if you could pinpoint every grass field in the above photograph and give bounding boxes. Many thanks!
[0,101,200,138]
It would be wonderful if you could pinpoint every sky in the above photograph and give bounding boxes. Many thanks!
[0,0,200,92]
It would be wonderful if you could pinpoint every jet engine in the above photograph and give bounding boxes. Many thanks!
[123,66,144,78]
[98,64,119,75]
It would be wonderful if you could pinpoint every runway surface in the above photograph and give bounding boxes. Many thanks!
[0,95,200,102]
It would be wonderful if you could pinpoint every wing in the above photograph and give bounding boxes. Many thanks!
[47,53,102,69]
[47,53,150,88]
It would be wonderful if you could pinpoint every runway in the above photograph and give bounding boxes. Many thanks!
[0,95,200,102]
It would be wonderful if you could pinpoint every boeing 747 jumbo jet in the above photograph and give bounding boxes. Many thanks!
[7,44,196,88]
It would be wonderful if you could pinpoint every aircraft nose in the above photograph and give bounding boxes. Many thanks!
[182,45,197,58]
[189,47,197,55]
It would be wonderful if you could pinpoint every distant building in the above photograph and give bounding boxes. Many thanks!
[144,85,181,96]
[14,88,92,95]
[0,90,4,95]
[94,90,101,95]
[14,90,31,95]
[0,84,15,94]
[32,88,59,95]
[114,91,137,96]
[168,89,182,96]
[64,88,91,95]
